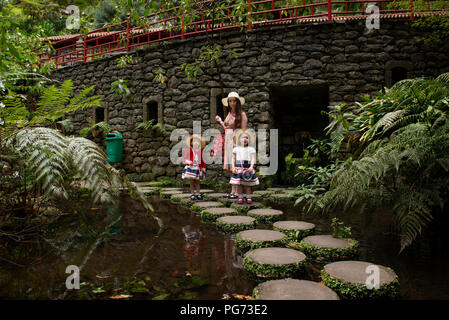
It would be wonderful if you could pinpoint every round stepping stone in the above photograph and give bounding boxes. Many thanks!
[216,215,256,234]
[267,187,290,193]
[253,279,339,300]
[191,201,224,212]
[273,221,315,240]
[160,187,182,191]
[268,192,295,202]
[200,207,237,222]
[243,247,307,280]
[321,261,399,299]
[160,190,183,199]
[247,208,284,224]
[235,229,288,253]
[253,190,274,197]
[170,192,193,202]
[292,235,359,261]
[230,201,264,214]
[171,193,200,207]
[203,193,228,200]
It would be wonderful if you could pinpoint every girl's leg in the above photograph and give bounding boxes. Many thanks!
[190,180,195,194]
[237,185,244,204]
[195,180,200,194]
[245,186,252,203]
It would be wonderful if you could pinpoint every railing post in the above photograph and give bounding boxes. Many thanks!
[248,0,253,31]
[328,0,332,21]
[181,8,185,40]
[126,13,130,52]
[410,0,415,20]
[83,36,87,63]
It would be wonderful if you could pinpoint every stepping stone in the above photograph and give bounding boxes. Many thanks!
[273,221,315,240]
[203,193,228,200]
[230,201,264,214]
[191,201,224,212]
[160,190,183,199]
[170,192,193,202]
[268,192,295,202]
[200,207,238,222]
[321,261,399,299]
[247,208,284,224]
[138,186,160,195]
[199,189,214,193]
[267,187,290,193]
[253,190,274,197]
[216,215,257,234]
[235,229,288,253]
[160,187,183,191]
[243,247,307,280]
[291,235,359,261]
[253,279,339,300]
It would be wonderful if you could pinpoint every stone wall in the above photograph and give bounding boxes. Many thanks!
[50,19,449,179]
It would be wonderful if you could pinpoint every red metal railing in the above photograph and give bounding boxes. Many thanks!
[39,0,449,67]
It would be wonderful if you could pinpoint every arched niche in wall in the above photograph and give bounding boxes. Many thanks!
[385,61,413,88]
[142,96,163,124]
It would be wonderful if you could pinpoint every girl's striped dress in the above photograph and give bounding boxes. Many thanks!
[182,147,206,180]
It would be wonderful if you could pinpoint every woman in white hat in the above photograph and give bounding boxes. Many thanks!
[215,91,248,199]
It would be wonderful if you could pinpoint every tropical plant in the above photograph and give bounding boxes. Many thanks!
[135,119,166,135]
[306,73,449,251]
[80,117,111,138]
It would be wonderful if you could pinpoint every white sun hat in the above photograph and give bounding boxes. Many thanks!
[221,91,245,107]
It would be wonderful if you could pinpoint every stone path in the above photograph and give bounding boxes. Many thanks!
[145,183,398,300]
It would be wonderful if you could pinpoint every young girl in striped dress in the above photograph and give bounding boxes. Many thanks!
[230,130,259,204]
[182,135,206,201]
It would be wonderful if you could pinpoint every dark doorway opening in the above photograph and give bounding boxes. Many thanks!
[391,67,408,86]
[270,84,329,184]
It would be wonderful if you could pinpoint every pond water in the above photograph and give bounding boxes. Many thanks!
[1,192,448,300]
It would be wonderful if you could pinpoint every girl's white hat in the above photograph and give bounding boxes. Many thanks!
[221,92,245,107]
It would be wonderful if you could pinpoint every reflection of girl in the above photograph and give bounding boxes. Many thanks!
[215,92,248,199]
[182,224,206,275]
